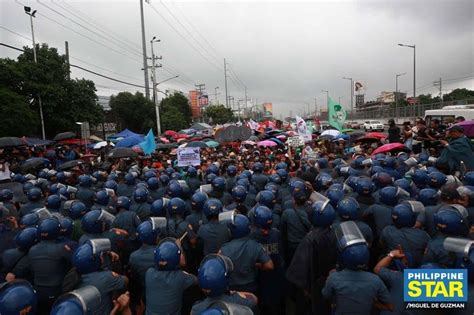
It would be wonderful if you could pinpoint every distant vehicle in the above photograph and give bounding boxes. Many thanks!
[363,120,384,132]
[346,121,361,129]
[424,105,474,125]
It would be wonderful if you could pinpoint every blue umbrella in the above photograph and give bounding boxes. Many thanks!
[269,137,284,145]
[115,135,144,148]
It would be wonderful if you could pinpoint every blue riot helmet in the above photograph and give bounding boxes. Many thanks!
[46,194,62,211]
[275,162,288,170]
[19,208,52,228]
[417,152,429,164]
[317,158,329,169]
[256,190,275,208]
[203,198,223,218]
[369,165,384,177]
[15,227,39,252]
[95,190,110,206]
[315,173,333,191]
[276,169,288,182]
[159,174,170,186]
[59,217,74,238]
[464,171,474,186]
[37,170,49,180]
[81,210,115,234]
[326,188,345,208]
[207,164,219,176]
[137,217,167,245]
[12,173,26,183]
[372,172,393,189]
[147,177,160,190]
[187,166,197,177]
[191,192,208,212]
[27,187,42,202]
[78,175,92,188]
[0,280,37,315]
[133,188,149,203]
[150,198,169,217]
[412,169,429,188]
[443,237,474,282]
[198,254,234,297]
[311,200,336,228]
[379,186,402,206]
[253,162,264,173]
[165,167,175,176]
[51,286,101,315]
[58,186,70,200]
[38,217,61,240]
[383,156,397,169]
[73,239,111,274]
[394,178,413,196]
[168,180,183,198]
[103,180,118,192]
[116,196,131,211]
[23,181,35,194]
[168,197,186,216]
[417,188,439,206]
[268,174,282,185]
[212,177,227,192]
[337,197,361,221]
[144,170,157,180]
[70,201,88,220]
[124,173,136,186]
[335,221,369,270]
[235,178,250,190]
[107,173,118,182]
[206,173,218,185]
[154,238,181,270]
[428,171,448,189]
[434,205,469,236]
[351,156,366,169]
[171,172,181,181]
[392,201,425,228]
[228,214,250,239]
[231,185,248,203]
[135,182,149,191]
[226,165,237,177]
[345,176,359,191]
[48,183,61,195]
[355,177,374,196]
[253,206,273,229]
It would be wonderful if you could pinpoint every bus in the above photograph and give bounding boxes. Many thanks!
[424,105,474,125]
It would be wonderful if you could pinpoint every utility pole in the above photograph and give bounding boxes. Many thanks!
[24,6,45,140]
[433,78,442,106]
[214,86,220,105]
[195,84,206,121]
[343,77,353,118]
[395,72,406,118]
[140,0,150,100]
[65,41,70,79]
[224,58,229,108]
[150,37,162,134]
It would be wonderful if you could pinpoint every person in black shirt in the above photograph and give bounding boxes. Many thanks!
[387,119,401,143]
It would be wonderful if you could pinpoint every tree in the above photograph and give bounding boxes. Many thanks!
[443,88,474,102]
[161,107,188,131]
[203,105,235,124]
[109,91,155,133]
[0,43,104,137]
[159,92,192,131]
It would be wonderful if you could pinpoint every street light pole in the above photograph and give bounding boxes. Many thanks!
[398,44,416,98]
[140,0,150,100]
[395,72,406,117]
[343,77,353,118]
[24,6,45,140]
[150,37,162,135]
[214,86,219,105]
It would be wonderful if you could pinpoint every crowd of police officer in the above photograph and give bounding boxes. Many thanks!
[0,150,474,315]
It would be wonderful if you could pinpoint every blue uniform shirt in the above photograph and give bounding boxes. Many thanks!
[28,240,71,287]
[129,244,155,287]
[130,202,151,221]
[322,269,392,315]
[280,205,311,246]
[190,292,257,315]
[145,268,197,315]
[186,211,207,233]
[378,268,414,315]
[380,226,431,266]
[423,235,456,267]
[220,236,271,286]
[113,211,141,239]
[76,188,95,208]
[363,204,394,236]
[197,221,230,255]
[19,201,44,217]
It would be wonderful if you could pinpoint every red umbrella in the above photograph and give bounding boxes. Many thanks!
[159,137,170,143]
[365,132,386,140]
[455,120,474,137]
[372,143,408,155]
[164,130,177,137]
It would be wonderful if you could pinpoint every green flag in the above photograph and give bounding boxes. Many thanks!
[328,97,347,131]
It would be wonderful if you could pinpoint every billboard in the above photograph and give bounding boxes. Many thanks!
[189,90,200,118]
[199,93,209,106]
[263,103,273,117]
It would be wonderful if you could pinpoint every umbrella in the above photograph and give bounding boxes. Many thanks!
[186,141,209,148]
[0,137,25,148]
[242,140,256,145]
[455,120,474,137]
[159,137,170,143]
[53,131,76,141]
[0,181,26,203]
[115,135,144,148]
[341,128,354,133]
[321,129,341,137]
[285,131,298,136]
[319,134,335,141]
[157,143,178,150]
[276,135,287,140]
[81,154,98,159]
[355,136,382,143]
[108,147,138,159]
[164,130,178,137]
[205,140,220,148]
[372,143,409,155]
[59,159,85,170]
[258,140,277,147]
[89,135,103,142]
[365,132,386,140]
[21,158,51,173]
[269,138,284,146]
[93,141,114,149]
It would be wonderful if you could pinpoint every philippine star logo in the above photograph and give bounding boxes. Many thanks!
[404,269,468,310]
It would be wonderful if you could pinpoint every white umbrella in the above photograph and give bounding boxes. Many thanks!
[93,141,114,149]
[321,129,341,137]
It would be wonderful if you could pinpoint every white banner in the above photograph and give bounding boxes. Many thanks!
[287,136,305,147]
[177,147,201,167]
[295,115,312,142]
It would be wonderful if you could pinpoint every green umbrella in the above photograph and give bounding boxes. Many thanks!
[341,128,354,133]
[205,140,220,148]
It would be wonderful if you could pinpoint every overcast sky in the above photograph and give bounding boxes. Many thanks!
[1,0,473,119]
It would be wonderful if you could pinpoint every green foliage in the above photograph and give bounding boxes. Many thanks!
[159,92,192,131]
[0,43,104,137]
[109,92,155,133]
[203,105,235,124]
[443,88,474,102]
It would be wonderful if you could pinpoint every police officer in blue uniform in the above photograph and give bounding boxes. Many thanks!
[225,165,238,193]
[0,188,18,218]
[220,214,273,294]
[76,175,95,208]
[186,192,209,233]
[251,162,268,192]
[363,185,403,236]
[117,173,137,198]
[197,199,230,255]
[209,177,234,207]
[186,166,202,193]
[146,177,162,201]
[50,285,101,315]
[113,196,141,263]
[19,187,44,217]
[130,188,151,221]
[226,185,249,215]
[0,280,38,314]
[2,226,37,283]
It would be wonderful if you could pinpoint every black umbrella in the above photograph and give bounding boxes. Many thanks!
[186,141,209,148]
[157,143,179,150]
[0,181,27,203]
[53,131,76,141]
[59,159,84,170]
[0,137,25,148]
[108,147,138,159]
[21,158,51,173]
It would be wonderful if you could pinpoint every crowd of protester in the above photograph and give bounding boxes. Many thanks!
[0,117,473,315]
